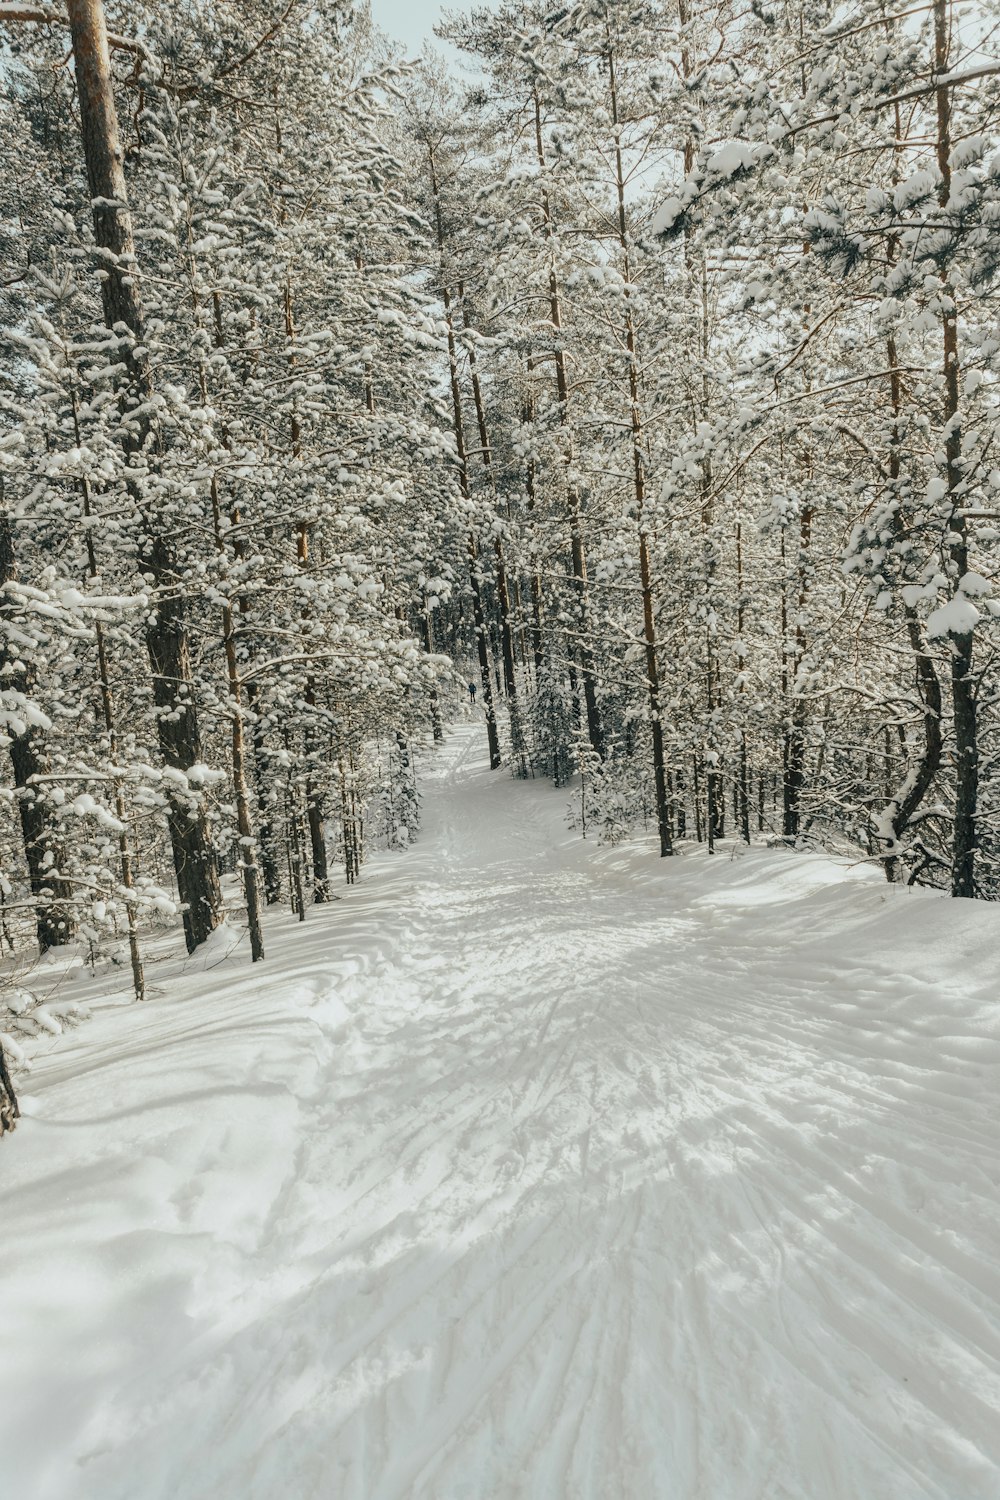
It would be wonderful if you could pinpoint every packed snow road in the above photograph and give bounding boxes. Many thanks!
[6,724,1000,1499]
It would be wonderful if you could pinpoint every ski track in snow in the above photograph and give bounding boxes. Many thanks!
[5,724,1000,1499]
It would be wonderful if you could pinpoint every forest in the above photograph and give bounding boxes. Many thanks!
[4,0,1000,1127]
[3,4,1000,1496]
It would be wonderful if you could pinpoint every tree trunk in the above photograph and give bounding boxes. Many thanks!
[209,480,265,961]
[282,260,330,905]
[69,386,145,998]
[422,607,444,744]
[532,85,604,764]
[607,40,671,855]
[67,0,221,952]
[0,513,77,953]
[0,1039,19,1136]
[467,539,503,769]
[736,520,751,844]
[779,525,802,839]
[933,0,977,897]
[461,289,527,776]
[880,336,944,881]
[424,141,501,769]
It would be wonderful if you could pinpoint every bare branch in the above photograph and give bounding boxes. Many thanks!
[0,2,152,58]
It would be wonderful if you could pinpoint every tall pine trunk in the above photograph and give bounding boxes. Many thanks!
[933,0,977,897]
[69,384,145,999]
[283,274,330,905]
[67,0,221,952]
[461,289,527,776]
[532,85,604,764]
[607,38,671,855]
[424,139,501,769]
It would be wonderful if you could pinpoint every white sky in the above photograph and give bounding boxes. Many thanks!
[368,0,449,51]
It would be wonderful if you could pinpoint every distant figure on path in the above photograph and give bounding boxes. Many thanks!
[468,681,477,705]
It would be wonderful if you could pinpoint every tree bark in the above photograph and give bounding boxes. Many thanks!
[209,479,265,961]
[424,138,501,769]
[0,513,77,953]
[933,0,977,897]
[607,38,671,855]
[879,336,944,881]
[421,607,445,744]
[0,1039,19,1136]
[461,289,527,776]
[67,0,222,952]
[68,385,145,999]
[736,520,751,845]
[532,85,604,764]
[282,267,330,906]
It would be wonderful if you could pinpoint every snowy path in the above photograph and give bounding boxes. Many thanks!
[6,724,1000,1500]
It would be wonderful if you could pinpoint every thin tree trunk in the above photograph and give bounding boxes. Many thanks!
[249,692,282,902]
[467,539,502,769]
[461,288,527,776]
[422,606,444,744]
[736,519,751,844]
[67,386,145,998]
[933,0,977,897]
[783,498,813,840]
[210,284,282,907]
[607,38,671,855]
[0,513,77,953]
[532,85,604,763]
[188,285,266,960]
[677,9,723,848]
[283,284,330,904]
[424,140,501,769]
[0,1039,19,1136]
[693,755,703,843]
[779,524,800,838]
[880,332,944,881]
[209,480,265,961]
[522,361,547,691]
[286,766,307,920]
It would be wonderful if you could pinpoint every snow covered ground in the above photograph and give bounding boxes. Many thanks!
[5,724,1000,1500]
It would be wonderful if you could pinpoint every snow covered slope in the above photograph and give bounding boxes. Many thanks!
[5,725,1000,1500]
